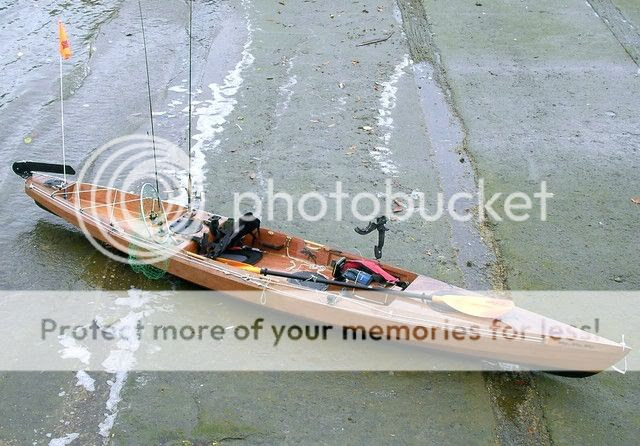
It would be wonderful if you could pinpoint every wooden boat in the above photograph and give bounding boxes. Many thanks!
[13,163,630,375]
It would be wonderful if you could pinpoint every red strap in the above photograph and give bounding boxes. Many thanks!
[343,259,398,283]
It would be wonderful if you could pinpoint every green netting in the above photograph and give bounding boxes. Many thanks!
[127,183,172,280]
[127,243,168,280]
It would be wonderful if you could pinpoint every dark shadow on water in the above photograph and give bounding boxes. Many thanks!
[6,218,197,291]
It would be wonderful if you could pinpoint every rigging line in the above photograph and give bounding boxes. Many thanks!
[187,0,193,210]
[137,0,161,200]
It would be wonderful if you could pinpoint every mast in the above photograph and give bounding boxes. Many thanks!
[187,0,193,210]
[137,0,161,199]
[56,20,72,186]
[58,50,67,185]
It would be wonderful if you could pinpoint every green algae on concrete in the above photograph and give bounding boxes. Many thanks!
[608,0,640,47]
[536,372,640,445]
[420,0,640,290]
[417,0,640,443]
[192,411,258,443]
[0,373,75,445]
[110,372,497,445]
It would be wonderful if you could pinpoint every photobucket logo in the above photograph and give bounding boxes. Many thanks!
[234,179,553,223]
[74,134,204,265]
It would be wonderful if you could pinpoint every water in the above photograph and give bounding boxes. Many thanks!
[0,0,228,290]
[0,0,120,113]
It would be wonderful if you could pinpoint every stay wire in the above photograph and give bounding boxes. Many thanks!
[137,0,161,200]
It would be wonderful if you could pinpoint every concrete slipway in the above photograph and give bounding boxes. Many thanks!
[0,0,637,444]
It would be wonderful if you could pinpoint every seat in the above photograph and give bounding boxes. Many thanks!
[219,246,264,265]
[195,213,262,262]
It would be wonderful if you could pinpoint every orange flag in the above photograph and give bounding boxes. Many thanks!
[58,20,72,60]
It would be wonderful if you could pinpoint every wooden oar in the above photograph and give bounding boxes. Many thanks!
[214,257,514,319]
